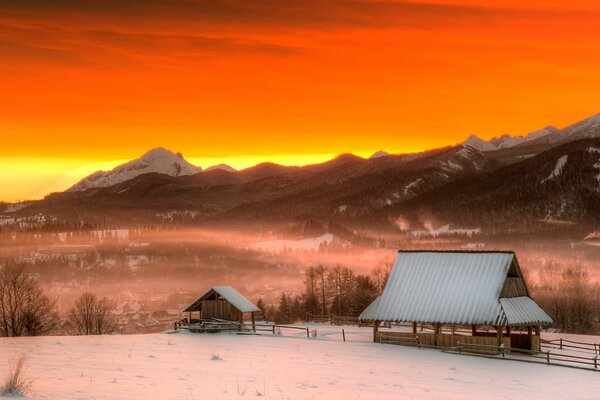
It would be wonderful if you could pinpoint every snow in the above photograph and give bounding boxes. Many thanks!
[69,148,201,192]
[369,150,390,159]
[560,112,600,141]
[184,286,260,313]
[461,135,496,152]
[442,160,464,171]
[588,146,600,154]
[0,327,597,400]
[461,126,558,151]
[541,155,568,183]
[360,252,551,326]
[4,202,31,213]
[248,233,337,252]
[403,178,423,196]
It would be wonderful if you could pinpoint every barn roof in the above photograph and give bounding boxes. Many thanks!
[183,286,261,313]
[359,251,553,327]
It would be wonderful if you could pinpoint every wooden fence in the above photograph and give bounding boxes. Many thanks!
[541,338,600,355]
[306,313,361,325]
[248,323,310,337]
[450,343,600,371]
[378,331,510,354]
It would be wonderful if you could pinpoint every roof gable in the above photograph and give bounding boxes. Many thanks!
[360,250,553,326]
[361,251,514,325]
[183,286,260,313]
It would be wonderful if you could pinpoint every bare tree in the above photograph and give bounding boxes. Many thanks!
[315,264,328,315]
[0,265,57,337]
[534,263,599,334]
[68,292,115,335]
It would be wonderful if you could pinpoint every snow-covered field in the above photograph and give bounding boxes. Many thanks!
[0,325,598,400]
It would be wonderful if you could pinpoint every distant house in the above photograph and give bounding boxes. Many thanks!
[359,250,553,352]
[182,286,261,329]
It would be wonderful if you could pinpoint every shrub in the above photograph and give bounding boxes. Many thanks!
[1,356,32,396]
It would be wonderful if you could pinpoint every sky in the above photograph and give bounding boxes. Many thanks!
[1,0,600,201]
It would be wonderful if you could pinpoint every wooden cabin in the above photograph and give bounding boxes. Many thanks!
[359,250,554,353]
[182,286,261,330]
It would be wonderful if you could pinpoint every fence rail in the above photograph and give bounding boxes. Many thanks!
[306,313,361,325]
[449,342,599,371]
[541,338,600,355]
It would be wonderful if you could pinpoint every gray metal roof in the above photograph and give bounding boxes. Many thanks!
[499,297,554,326]
[359,251,552,326]
[183,286,261,313]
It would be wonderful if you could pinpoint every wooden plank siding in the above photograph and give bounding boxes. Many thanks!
[500,278,528,298]
[378,331,512,354]
[201,300,232,320]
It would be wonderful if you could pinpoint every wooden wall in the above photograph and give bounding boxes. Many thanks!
[500,278,528,298]
[201,300,232,320]
[378,331,511,354]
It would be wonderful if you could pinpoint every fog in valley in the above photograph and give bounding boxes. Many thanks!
[1,221,599,335]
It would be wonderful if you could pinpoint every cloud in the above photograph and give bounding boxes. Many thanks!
[0,1,527,29]
[0,1,596,67]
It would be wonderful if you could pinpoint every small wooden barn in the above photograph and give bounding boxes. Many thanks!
[182,286,261,329]
[359,250,553,352]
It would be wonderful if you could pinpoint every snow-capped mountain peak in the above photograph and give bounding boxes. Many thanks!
[462,135,497,152]
[205,163,237,173]
[369,150,390,159]
[560,113,600,141]
[462,126,560,152]
[69,147,201,192]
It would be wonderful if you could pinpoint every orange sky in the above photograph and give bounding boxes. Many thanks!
[1,0,600,201]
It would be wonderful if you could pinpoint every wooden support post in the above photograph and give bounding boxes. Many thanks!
[535,324,541,351]
[251,312,256,333]
[472,325,477,336]
[496,326,503,350]
[528,325,533,351]
[412,321,417,334]
[434,323,441,347]
[373,320,379,343]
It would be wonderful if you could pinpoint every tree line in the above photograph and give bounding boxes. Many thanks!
[2,261,600,337]
[261,263,390,324]
[532,263,600,334]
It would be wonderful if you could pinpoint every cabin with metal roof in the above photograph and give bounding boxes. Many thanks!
[180,286,261,332]
[359,251,553,352]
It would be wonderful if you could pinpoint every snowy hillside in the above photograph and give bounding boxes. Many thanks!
[69,148,201,192]
[560,112,600,142]
[0,326,597,399]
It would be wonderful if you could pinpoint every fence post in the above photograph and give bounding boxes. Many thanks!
[458,341,462,354]
[306,327,310,338]
[417,336,421,349]
[546,351,550,365]
[594,356,598,370]
[559,338,563,350]
[500,344,505,358]
[272,325,276,335]
[342,329,346,342]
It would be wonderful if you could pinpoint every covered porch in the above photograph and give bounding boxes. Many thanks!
[374,322,542,353]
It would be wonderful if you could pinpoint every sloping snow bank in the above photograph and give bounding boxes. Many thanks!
[0,329,597,400]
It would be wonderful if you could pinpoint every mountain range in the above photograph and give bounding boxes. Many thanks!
[3,112,600,235]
